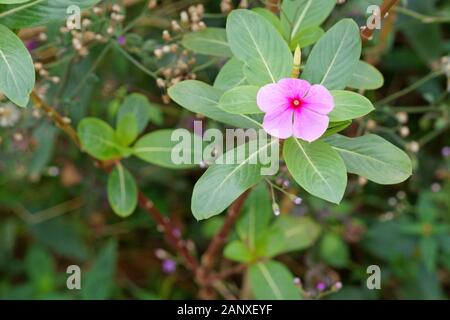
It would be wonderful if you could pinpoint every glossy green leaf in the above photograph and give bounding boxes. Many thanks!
[226,9,292,86]
[191,164,262,220]
[182,28,232,58]
[0,24,35,107]
[191,139,278,220]
[214,58,246,91]
[322,120,352,138]
[252,7,284,36]
[107,164,138,218]
[218,85,261,114]
[168,80,262,129]
[133,129,201,169]
[303,19,361,90]
[0,1,31,4]
[116,114,138,146]
[347,61,384,90]
[290,26,324,50]
[329,90,374,121]
[281,0,336,40]
[249,261,302,300]
[284,138,347,204]
[236,183,272,251]
[0,0,101,28]
[77,118,123,160]
[270,216,321,254]
[324,134,412,184]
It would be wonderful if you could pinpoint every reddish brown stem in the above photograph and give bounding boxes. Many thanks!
[138,192,199,272]
[200,191,250,272]
[360,0,399,42]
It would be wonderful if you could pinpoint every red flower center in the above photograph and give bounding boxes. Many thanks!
[291,98,302,109]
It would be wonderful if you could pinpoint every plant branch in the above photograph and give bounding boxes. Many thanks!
[31,91,81,148]
[360,0,400,42]
[31,90,199,273]
[200,191,250,273]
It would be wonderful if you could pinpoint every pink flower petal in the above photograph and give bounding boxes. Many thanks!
[292,108,329,142]
[302,84,334,115]
[257,83,290,113]
[262,107,294,139]
[277,78,311,99]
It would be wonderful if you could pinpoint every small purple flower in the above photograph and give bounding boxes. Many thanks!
[162,259,176,273]
[26,40,39,52]
[172,228,182,238]
[316,282,327,292]
[441,146,450,158]
[117,36,126,46]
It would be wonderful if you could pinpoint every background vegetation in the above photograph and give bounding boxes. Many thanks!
[0,0,449,300]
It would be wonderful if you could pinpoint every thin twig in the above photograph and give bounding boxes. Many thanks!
[200,191,250,272]
[31,91,81,148]
[377,71,445,105]
[361,0,400,42]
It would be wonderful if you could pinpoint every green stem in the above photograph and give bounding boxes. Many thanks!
[70,42,114,98]
[114,43,158,79]
[377,71,445,105]
[395,6,450,24]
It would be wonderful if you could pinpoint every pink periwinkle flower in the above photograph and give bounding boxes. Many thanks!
[257,79,334,142]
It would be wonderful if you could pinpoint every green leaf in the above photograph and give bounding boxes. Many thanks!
[182,28,232,57]
[284,138,347,204]
[329,90,374,122]
[117,93,152,134]
[270,216,321,254]
[289,26,324,50]
[168,80,262,128]
[218,85,261,114]
[133,129,201,169]
[281,0,336,40]
[0,24,35,107]
[226,9,292,86]
[236,183,272,251]
[116,113,138,146]
[252,7,284,36]
[29,217,88,261]
[0,1,31,5]
[77,118,123,160]
[249,261,302,300]
[107,164,138,218]
[82,240,117,300]
[25,245,56,294]
[191,139,278,220]
[324,134,412,184]
[420,237,438,272]
[347,61,384,90]
[254,228,286,259]
[224,240,253,263]
[214,58,246,91]
[320,232,349,268]
[192,164,262,220]
[302,19,361,90]
[0,0,101,28]
[322,120,352,138]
